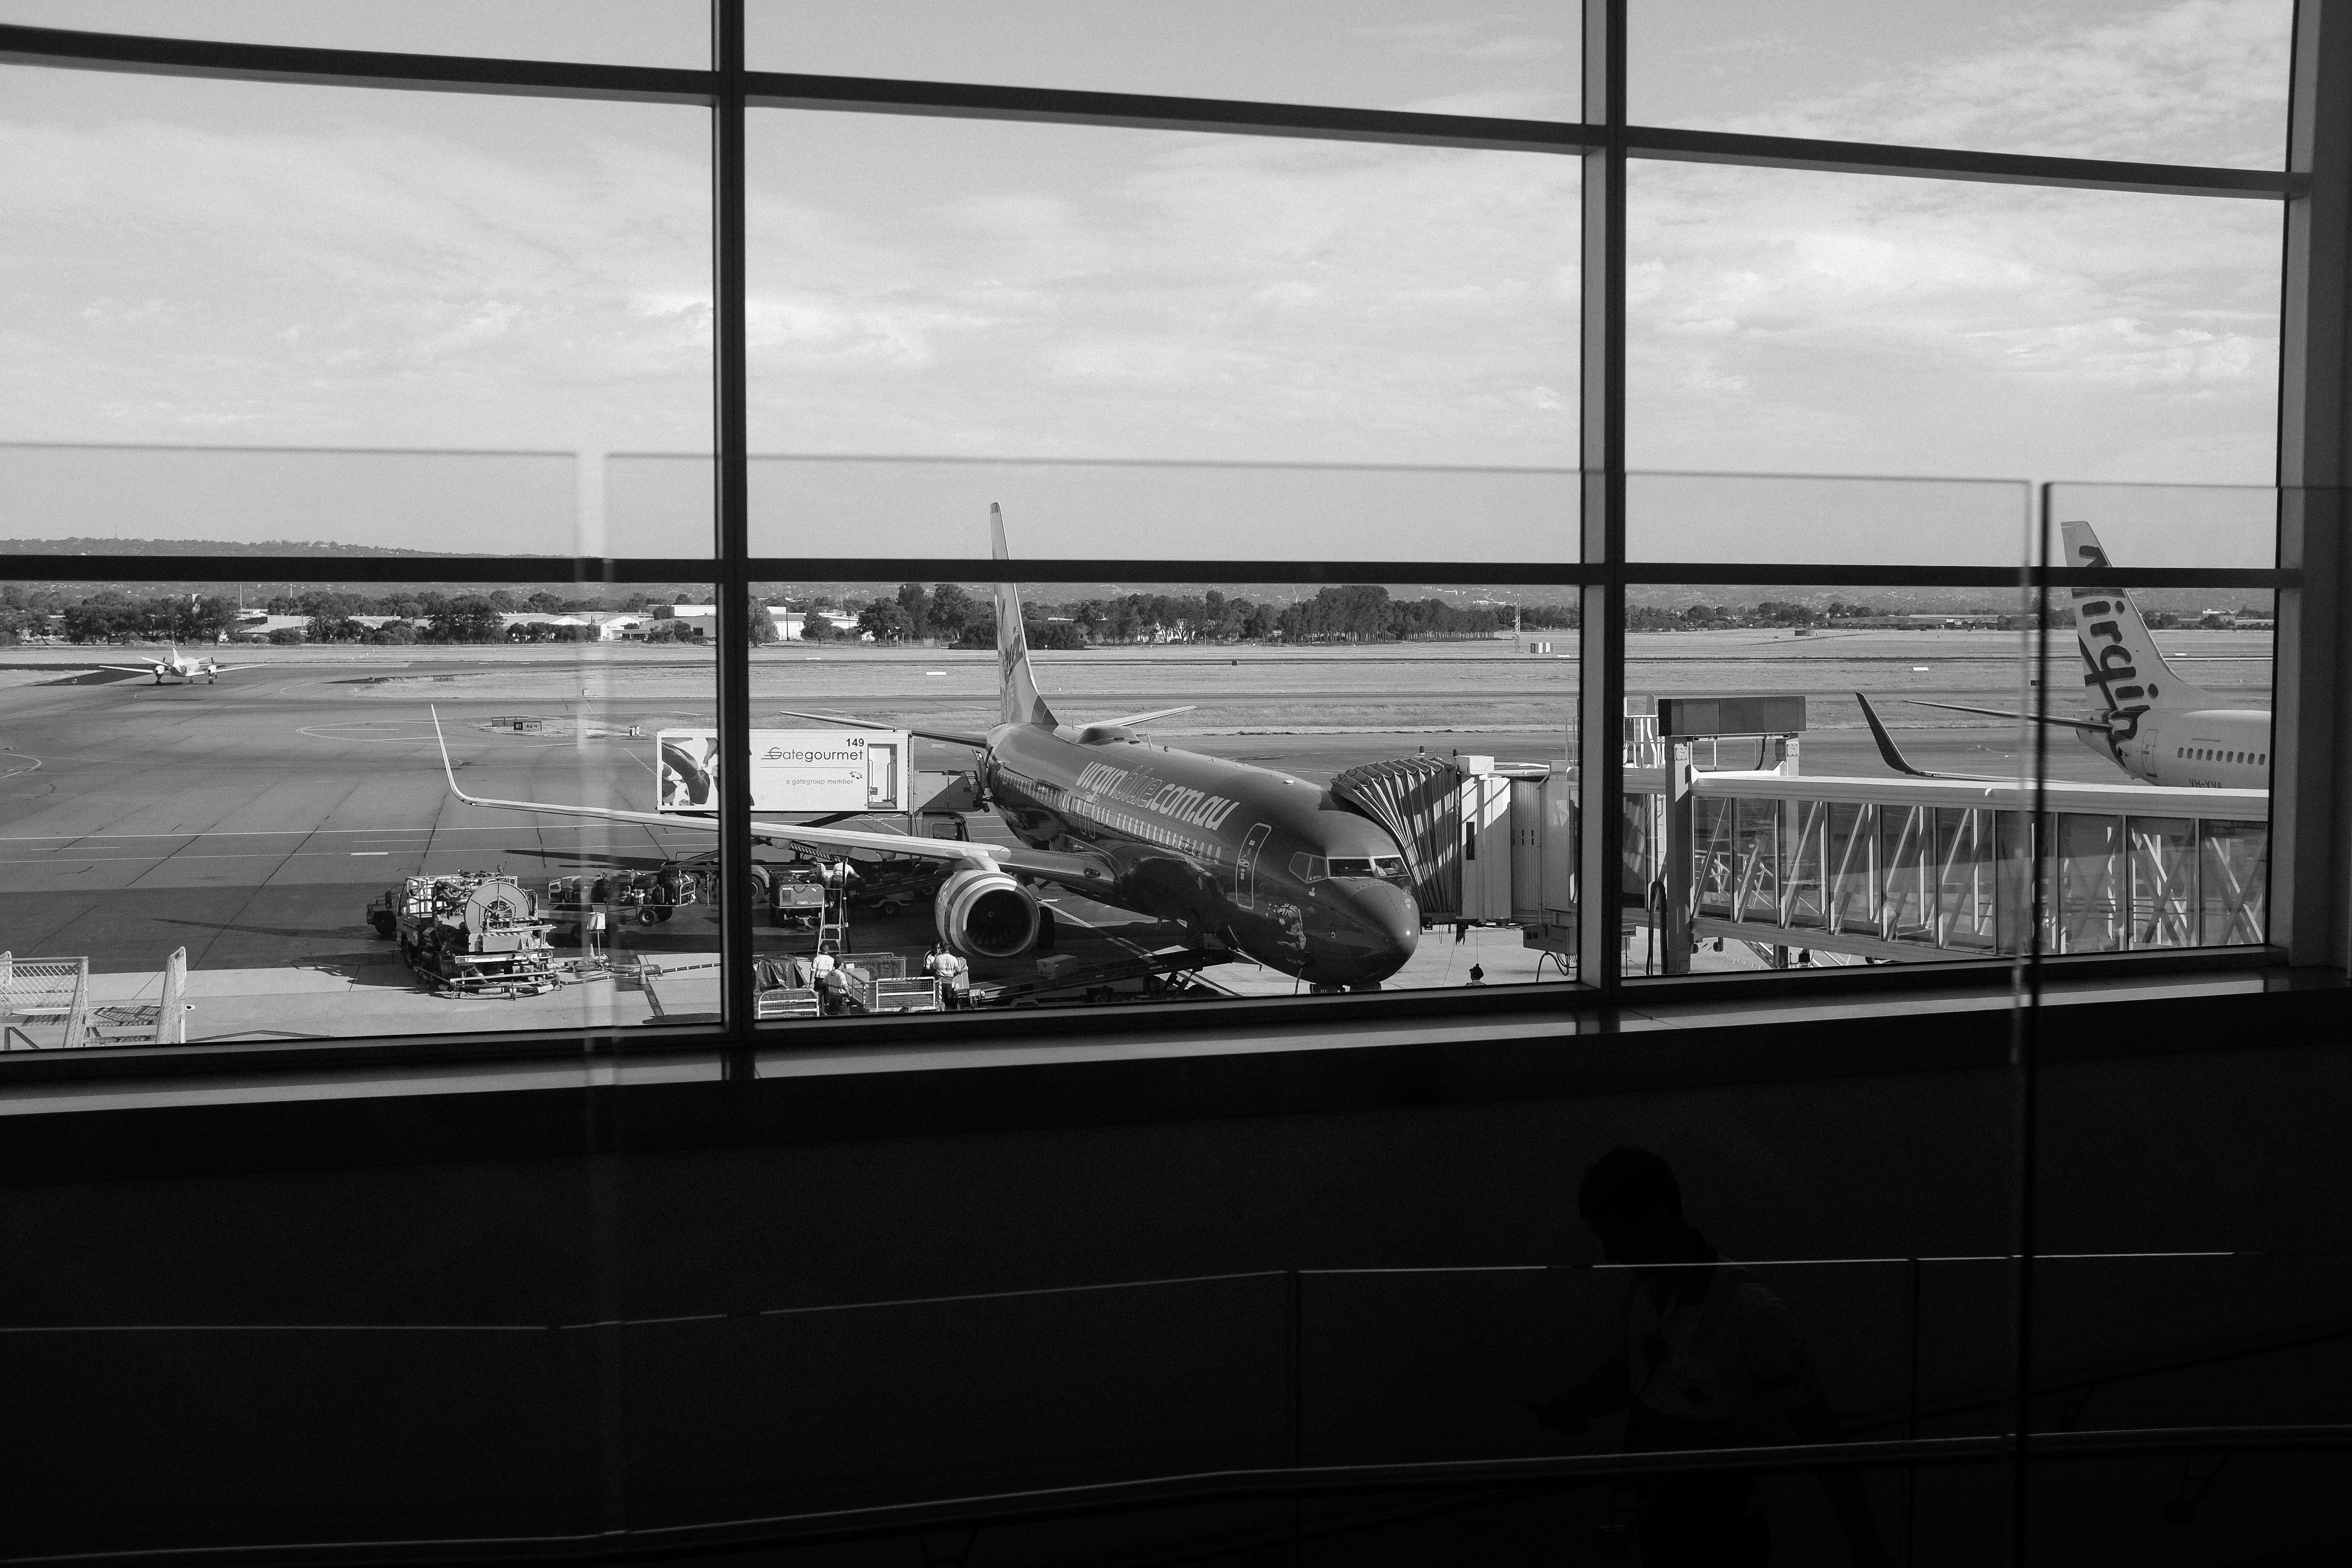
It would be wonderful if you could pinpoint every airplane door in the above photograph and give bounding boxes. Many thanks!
[1234,822,1272,910]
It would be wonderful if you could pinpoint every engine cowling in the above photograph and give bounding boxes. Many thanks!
[935,866,1041,959]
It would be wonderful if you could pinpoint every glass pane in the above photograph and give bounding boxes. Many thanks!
[746,111,1578,562]
[749,0,1580,120]
[736,574,1576,1035]
[0,0,709,68]
[1618,576,2268,978]
[0,578,727,1045]
[1628,166,2281,496]
[2044,481,2275,571]
[1629,473,2028,566]
[0,64,712,556]
[1629,0,2293,169]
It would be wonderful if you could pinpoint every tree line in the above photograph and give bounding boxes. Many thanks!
[5,581,1582,648]
[844,583,1580,647]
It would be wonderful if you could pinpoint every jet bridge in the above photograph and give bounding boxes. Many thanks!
[1626,767,2270,971]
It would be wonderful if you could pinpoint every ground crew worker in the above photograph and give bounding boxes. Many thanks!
[1531,1148,1891,1567]
[922,944,969,1007]
[811,951,841,1015]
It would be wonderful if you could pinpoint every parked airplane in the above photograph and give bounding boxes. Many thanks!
[1860,518,2273,789]
[98,642,253,686]
[435,506,1421,989]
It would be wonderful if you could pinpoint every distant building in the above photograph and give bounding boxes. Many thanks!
[664,605,821,640]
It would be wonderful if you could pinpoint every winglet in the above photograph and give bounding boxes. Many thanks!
[431,707,482,804]
[1854,693,1934,778]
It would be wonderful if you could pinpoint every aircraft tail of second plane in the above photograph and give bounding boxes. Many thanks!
[991,502,1060,730]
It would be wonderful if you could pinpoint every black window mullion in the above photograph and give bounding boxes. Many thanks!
[1577,0,1627,997]
[712,0,755,1068]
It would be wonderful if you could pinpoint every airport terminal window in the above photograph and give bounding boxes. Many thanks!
[0,578,726,1044]
[0,60,715,557]
[0,3,2322,1056]
[742,110,1579,564]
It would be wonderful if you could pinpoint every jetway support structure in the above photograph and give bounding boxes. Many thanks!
[1626,771,2270,972]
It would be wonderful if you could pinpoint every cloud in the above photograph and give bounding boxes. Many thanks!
[0,97,713,451]
[742,123,1580,467]
[1360,16,1568,64]
[1716,0,2292,167]
[1624,159,2279,484]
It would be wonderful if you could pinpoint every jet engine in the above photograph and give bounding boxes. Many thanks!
[935,865,1041,959]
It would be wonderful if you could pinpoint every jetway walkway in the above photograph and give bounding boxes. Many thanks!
[1626,767,2269,968]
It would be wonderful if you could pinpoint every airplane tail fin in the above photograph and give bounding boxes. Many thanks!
[2060,519,2213,722]
[991,503,1058,729]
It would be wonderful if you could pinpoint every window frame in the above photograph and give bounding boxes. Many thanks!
[0,0,2336,1072]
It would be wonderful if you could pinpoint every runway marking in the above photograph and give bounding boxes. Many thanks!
[350,851,390,856]
[296,723,443,742]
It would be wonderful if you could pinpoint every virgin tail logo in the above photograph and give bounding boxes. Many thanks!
[2061,519,2212,752]
[991,503,1059,729]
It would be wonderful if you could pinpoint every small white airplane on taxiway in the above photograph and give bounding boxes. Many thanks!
[97,641,257,686]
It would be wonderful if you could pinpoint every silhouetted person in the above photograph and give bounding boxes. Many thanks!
[1467,962,1486,985]
[1531,1147,1890,1567]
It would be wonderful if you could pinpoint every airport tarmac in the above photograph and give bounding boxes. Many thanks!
[0,633,2274,1042]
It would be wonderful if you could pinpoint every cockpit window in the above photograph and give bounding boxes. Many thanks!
[1324,856,1409,879]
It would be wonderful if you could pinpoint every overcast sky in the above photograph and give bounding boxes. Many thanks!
[0,0,2294,566]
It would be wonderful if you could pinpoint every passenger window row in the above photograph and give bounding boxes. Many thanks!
[2175,747,2266,765]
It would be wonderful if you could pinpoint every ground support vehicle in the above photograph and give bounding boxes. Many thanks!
[544,868,702,943]
[838,952,940,1014]
[763,864,828,931]
[751,951,939,1017]
[970,946,1236,1008]
[659,851,832,931]
[844,858,951,919]
[366,873,560,996]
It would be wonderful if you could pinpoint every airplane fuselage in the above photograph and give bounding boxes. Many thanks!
[2086,706,2272,789]
[983,723,1421,987]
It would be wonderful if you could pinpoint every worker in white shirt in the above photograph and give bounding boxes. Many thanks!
[924,945,970,1007]
[1531,1147,1891,1567]
[810,951,842,1015]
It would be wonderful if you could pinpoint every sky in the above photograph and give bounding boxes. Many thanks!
[0,0,2296,565]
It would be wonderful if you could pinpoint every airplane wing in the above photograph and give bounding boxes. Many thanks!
[1092,704,1196,728]
[96,665,162,675]
[432,709,1119,894]
[1904,698,2112,733]
[770,708,990,749]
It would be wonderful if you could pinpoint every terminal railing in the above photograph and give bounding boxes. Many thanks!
[7,1249,2347,1564]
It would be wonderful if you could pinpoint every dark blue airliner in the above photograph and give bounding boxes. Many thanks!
[440,506,1420,989]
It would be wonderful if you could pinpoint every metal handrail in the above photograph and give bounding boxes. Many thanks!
[3,1425,2346,1567]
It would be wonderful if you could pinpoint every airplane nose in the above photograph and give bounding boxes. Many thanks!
[1316,878,1419,984]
